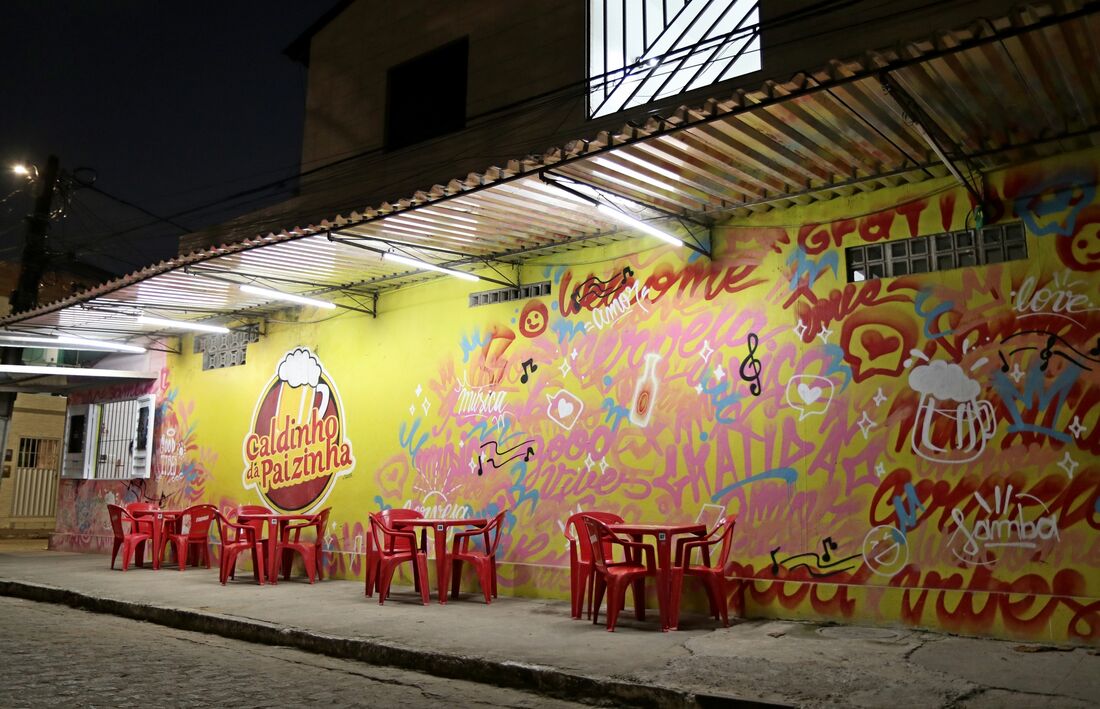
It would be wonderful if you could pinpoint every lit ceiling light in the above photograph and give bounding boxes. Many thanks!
[239,284,336,310]
[383,252,479,282]
[595,204,683,247]
[11,164,32,178]
[0,333,145,354]
[0,364,156,378]
[137,315,230,334]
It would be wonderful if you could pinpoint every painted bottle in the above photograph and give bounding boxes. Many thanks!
[629,352,661,427]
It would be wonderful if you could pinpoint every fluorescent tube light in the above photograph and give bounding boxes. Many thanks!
[239,284,336,310]
[596,204,683,247]
[0,364,157,378]
[384,252,479,282]
[0,333,145,354]
[137,315,230,334]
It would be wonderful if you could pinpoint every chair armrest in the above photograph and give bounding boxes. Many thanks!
[678,537,721,568]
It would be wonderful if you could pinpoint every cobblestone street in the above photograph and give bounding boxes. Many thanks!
[0,597,586,708]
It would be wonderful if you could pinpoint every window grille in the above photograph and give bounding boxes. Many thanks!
[587,0,761,118]
[468,281,552,308]
[846,223,1026,282]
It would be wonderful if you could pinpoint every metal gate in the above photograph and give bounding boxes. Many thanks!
[11,437,61,518]
[96,399,140,480]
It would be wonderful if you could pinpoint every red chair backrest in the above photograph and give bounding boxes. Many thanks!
[379,508,421,551]
[215,510,252,545]
[471,509,508,556]
[581,515,624,574]
[181,504,217,540]
[309,507,331,542]
[107,504,133,539]
[710,514,738,570]
[235,504,272,536]
[368,512,409,556]
[566,511,622,563]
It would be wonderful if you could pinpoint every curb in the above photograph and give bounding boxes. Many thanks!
[0,579,787,709]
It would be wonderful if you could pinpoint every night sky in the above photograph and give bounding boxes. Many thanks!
[0,1,338,277]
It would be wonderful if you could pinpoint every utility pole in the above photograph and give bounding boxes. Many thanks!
[0,154,61,472]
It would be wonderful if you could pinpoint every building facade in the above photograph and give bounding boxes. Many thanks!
[8,1,1096,643]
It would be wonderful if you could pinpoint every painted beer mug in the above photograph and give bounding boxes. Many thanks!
[908,360,996,463]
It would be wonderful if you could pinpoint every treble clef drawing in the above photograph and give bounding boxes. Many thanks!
[739,333,763,396]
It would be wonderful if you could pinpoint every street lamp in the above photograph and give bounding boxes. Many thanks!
[11,164,37,179]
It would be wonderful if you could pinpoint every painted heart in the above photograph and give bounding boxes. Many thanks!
[860,330,901,360]
[556,398,575,419]
[797,383,823,405]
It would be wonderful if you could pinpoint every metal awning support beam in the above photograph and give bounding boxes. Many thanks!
[328,235,518,289]
[539,172,712,259]
[183,267,375,316]
[877,72,983,204]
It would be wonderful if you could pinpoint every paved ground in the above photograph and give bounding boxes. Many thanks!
[0,544,1096,708]
[0,596,586,708]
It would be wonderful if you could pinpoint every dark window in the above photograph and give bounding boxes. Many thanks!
[386,38,469,151]
[845,223,1028,282]
[136,405,151,451]
[67,414,86,454]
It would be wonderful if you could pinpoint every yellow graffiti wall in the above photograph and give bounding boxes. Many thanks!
[80,148,1100,643]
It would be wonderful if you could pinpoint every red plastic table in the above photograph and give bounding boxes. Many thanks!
[130,509,184,570]
[236,512,314,585]
[608,522,707,630]
[392,517,488,604]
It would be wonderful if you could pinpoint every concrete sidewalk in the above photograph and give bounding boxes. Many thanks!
[0,545,1095,708]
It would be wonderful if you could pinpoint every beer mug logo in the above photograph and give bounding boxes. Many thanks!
[908,359,995,464]
[243,348,355,511]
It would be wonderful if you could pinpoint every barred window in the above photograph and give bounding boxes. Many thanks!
[846,223,1026,282]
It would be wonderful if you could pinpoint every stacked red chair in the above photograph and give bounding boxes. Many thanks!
[670,514,738,628]
[107,504,151,571]
[582,515,657,631]
[276,507,331,583]
[563,510,624,619]
[162,504,217,571]
[364,508,423,597]
[214,510,266,585]
[450,509,508,604]
[366,512,429,605]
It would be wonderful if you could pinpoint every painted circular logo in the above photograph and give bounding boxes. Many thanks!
[242,348,355,512]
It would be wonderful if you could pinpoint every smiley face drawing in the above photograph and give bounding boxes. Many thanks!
[519,301,548,338]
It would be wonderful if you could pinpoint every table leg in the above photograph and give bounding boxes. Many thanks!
[434,526,448,604]
[271,520,282,584]
[656,534,671,631]
[151,516,161,570]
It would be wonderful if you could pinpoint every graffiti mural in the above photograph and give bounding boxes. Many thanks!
[49,150,1100,643]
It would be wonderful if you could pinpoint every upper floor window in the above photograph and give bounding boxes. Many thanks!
[846,223,1027,282]
[386,38,469,151]
[587,0,761,118]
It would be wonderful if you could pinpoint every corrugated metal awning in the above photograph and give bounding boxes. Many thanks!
[2,1,1097,345]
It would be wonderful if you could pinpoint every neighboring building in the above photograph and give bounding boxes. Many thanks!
[0,258,117,534]
[2,1,1097,645]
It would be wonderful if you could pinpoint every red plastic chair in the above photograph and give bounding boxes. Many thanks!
[214,510,266,585]
[670,514,738,629]
[276,507,331,583]
[583,515,656,632]
[108,504,151,571]
[450,509,507,603]
[125,502,159,538]
[366,512,429,605]
[235,504,274,566]
[563,510,623,619]
[365,509,424,597]
[162,504,216,571]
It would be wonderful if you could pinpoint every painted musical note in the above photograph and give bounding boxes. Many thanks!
[769,547,781,575]
[998,351,1010,373]
[520,358,538,384]
[821,536,838,563]
[739,333,763,396]
[1039,334,1056,371]
[478,439,537,475]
